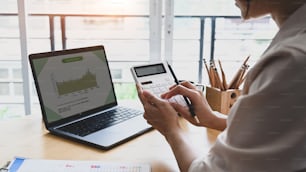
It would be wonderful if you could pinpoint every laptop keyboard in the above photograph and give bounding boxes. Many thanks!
[58,107,143,137]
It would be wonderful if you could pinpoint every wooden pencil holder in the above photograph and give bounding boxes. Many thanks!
[205,86,242,114]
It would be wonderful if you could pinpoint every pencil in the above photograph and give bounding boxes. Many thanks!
[203,59,213,87]
[243,55,251,66]
[218,59,228,90]
[237,75,246,88]
[228,55,250,89]
[236,56,250,88]
[228,68,242,89]
[209,61,216,87]
[236,64,249,88]
[213,67,224,91]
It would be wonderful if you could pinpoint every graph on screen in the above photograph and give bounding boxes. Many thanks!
[54,69,98,96]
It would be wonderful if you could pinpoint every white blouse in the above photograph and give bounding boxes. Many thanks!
[189,3,306,172]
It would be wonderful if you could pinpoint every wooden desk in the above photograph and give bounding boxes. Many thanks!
[0,116,219,172]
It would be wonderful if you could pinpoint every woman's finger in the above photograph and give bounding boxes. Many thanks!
[136,84,145,104]
[179,81,197,90]
[136,84,158,108]
[162,85,198,102]
[168,81,196,90]
[142,90,165,107]
[171,103,201,126]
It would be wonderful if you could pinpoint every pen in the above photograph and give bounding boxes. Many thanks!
[167,61,200,123]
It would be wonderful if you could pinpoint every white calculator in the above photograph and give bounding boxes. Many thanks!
[130,62,187,106]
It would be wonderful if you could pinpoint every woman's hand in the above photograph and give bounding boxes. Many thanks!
[161,81,226,131]
[136,84,200,172]
[136,84,183,137]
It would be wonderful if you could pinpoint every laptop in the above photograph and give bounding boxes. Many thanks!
[29,45,152,150]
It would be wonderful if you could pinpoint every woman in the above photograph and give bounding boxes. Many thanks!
[137,0,306,171]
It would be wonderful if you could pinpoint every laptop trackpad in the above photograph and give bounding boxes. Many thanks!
[84,116,151,147]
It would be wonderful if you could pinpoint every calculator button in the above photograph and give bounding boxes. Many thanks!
[161,83,168,87]
[159,87,167,92]
[150,85,156,88]
[152,88,160,93]
[142,85,150,89]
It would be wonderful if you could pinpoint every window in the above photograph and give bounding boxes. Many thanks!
[172,0,278,83]
[0,0,278,119]
[1,0,152,118]
[0,83,9,96]
[0,68,9,79]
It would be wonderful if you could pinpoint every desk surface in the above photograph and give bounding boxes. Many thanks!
[0,115,219,172]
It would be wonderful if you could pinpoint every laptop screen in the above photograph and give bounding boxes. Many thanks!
[30,46,117,123]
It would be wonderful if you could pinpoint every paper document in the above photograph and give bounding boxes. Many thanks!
[7,157,151,172]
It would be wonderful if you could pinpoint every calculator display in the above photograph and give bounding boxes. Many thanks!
[134,64,166,77]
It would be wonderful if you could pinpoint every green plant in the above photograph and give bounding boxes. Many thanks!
[0,107,8,119]
[114,83,138,100]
